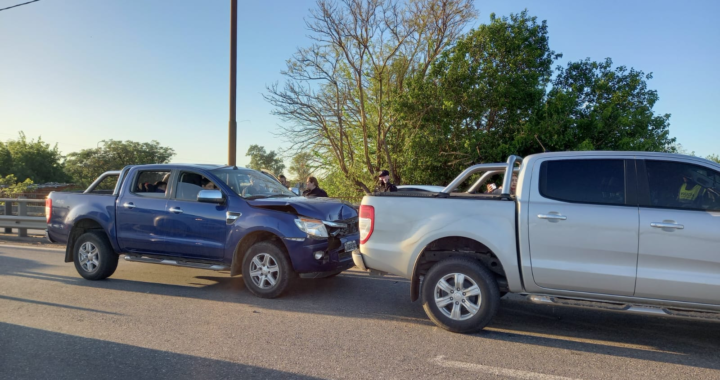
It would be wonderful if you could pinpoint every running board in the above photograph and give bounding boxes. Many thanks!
[528,295,720,322]
[124,255,229,271]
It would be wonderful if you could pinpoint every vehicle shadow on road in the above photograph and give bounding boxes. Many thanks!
[0,322,323,380]
[477,298,720,371]
[3,252,720,372]
[0,252,431,326]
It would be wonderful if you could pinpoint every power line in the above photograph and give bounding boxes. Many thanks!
[0,0,40,12]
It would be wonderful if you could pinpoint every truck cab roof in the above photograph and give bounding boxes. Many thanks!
[125,163,236,171]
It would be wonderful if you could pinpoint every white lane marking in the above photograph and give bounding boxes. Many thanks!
[0,244,65,252]
[431,356,581,380]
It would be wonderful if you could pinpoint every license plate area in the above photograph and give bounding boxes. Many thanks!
[344,240,358,252]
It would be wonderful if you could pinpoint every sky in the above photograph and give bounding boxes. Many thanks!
[1,0,719,169]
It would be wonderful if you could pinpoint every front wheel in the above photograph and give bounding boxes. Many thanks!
[73,231,119,281]
[242,241,294,299]
[421,257,500,333]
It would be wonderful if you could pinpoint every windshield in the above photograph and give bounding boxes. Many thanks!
[211,168,297,199]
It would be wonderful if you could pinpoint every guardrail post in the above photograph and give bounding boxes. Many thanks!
[3,201,11,234]
[18,198,28,237]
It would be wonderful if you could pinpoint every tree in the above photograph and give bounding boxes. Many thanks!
[245,145,285,175]
[531,58,675,154]
[708,154,720,164]
[65,140,175,188]
[0,143,12,175]
[398,12,676,186]
[266,0,477,192]
[1,132,68,183]
[0,175,34,197]
[289,152,316,183]
[398,11,559,185]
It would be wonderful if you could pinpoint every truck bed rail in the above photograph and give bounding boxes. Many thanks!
[442,155,523,195]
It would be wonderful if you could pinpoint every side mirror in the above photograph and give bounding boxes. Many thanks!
[198,190,224,204]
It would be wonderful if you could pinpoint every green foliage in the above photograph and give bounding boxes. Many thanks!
[289,152,315,183]
[65,140,175,188]
[0,174,18,188]
[0,143,12,174]
[0,132,68,184]
[398,11,559,185]
[0,175,34,197]
[531,58,675,154]
[245,145,285,176]
[708,154,720,164]
[320,171,365,201]
[396,11,676,186]
[267,0,477,192]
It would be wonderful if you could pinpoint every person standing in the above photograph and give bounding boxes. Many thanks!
[302,176,328,198]
[375,170,398,192]
[278,174,289,188]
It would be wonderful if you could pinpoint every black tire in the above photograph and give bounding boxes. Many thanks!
[421,257,500,333]
[242,241,294,299]
[73,231,119,281]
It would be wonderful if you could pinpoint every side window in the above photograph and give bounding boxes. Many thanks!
[644,160,720,211]
[133,171,171,198]
[87,174,118,193]
[175,172,219,201]
[540,159,626,205]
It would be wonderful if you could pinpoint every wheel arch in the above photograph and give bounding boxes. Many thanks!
[230,230,288,276]
[65,218,110,263]
[410,236,508,302]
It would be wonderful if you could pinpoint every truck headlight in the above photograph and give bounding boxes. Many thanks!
[294,218,328,238]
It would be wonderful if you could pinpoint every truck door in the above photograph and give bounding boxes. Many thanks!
[116,169,172,254]
[635,159,720,304]
[163,171,228,260]
[527,158,640,296]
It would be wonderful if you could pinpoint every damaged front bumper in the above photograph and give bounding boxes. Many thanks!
[285,232,360,274]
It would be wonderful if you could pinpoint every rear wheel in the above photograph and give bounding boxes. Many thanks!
[73,231,119,281]
[242,241,294,298]
[421,257,500,333]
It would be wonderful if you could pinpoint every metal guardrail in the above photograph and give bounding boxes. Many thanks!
[0,198,46,237]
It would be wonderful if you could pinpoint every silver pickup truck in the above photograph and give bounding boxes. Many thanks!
[353,151,720,333]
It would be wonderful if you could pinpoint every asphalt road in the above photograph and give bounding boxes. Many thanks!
[1,245,719,380]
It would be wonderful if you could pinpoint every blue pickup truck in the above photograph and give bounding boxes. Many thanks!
[46,164,359,298]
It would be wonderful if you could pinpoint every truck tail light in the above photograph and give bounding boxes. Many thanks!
[359,205,374,245]
[45,198,52,224]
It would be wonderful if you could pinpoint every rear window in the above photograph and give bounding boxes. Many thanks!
[539,159,626,205]
[133,170,171,198]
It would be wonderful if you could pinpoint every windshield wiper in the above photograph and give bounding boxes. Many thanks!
[244,194,293,200]
[266,194,293,198]
[244,195,269,200]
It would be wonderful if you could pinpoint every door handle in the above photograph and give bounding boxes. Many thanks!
[123,202,135,209]
[169,207,183,214]
[651,222,684,229]
[537,214,567,221]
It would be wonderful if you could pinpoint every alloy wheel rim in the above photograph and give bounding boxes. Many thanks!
[249,253,280,289]
[79,242,100,273]
[434,273,482,321]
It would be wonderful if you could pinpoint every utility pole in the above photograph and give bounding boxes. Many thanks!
[228,0,238,166]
